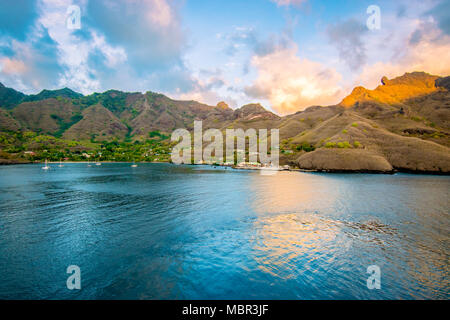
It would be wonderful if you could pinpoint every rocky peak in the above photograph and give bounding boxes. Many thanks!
[216,101,230,110]
[233,103,280,120]
[381,76,390,85]
[340,72,441,107]
[235,103,266,115]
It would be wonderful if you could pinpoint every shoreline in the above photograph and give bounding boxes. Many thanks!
[2,159,449,175]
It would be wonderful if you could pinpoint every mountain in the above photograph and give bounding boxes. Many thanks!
[63,104,129,141]
[22,87,83,103]
[0,71,449,173]
[0,82,26,109]
[11,98,82,136]
[289,72,450,173]
[340,72,439,107]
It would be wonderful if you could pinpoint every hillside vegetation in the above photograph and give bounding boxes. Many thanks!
[0,72,449,173]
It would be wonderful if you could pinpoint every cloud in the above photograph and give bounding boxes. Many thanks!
[0,58,27,75]
[357,31,450,89]
[175,89,228,107]
[427,0,450,36]
[0,33,63,93]
[0,1,61,92]
[353,2,450,89]
[221,17,345,114]
[0,0,200,97]
[85,0,185,75]
[223,27,258,56]
[327,19,368,71]
[224,18,297,57]
[271,0,307,7]
[245,45,343,115]
[36,0,129,93]
[170,70,233,107]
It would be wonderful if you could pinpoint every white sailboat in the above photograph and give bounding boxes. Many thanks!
[58,159,64,167]
[87,160,91,167]
[96,161,102,166]
[131,160,138,168]
[42,159,50,170]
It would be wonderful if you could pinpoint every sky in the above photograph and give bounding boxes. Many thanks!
[0,0,449,115]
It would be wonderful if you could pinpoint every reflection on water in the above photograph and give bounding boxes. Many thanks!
[252,213,342,279]
[0,164,448,299]
[248,172,339,214]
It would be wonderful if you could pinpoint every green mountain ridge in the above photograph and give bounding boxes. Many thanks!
[0,82,26,109]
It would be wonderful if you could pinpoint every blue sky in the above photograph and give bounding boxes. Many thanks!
[0,0,449,114]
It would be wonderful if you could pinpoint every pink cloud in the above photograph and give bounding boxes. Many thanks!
[0,58,27,75]
[271,0,307,7]
[245,45,343,115]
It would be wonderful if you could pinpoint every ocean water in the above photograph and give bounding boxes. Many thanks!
[0,163,448,300]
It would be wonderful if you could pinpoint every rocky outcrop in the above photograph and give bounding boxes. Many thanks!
[436,76,450,90]
[233,103,280,120]
[340,72,440,107]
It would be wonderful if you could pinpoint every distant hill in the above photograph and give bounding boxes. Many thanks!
[0,82,26,109]
[22,87,83,103]
[0,71,449,173]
